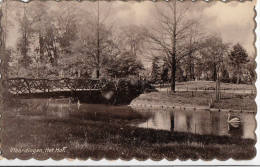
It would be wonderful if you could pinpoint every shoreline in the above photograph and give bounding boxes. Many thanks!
[129,91,256,113]
[129,103,256,113]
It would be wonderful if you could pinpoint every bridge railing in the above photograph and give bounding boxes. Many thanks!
[6,78,106,95]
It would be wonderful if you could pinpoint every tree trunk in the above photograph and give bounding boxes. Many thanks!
[215,72,221,102]
[171,55,176,92]
[188,54,192,81]
[171,0,177,93]
[170,112,175,132]
[96,0,100,79]
[39,32,44,60]
[189,62,195,80]
[191,62,195,80]
[236,74,239,84]
[96,69,100,79]
[188,38,194,81]
[236,68,240,84]
[213,65,217,81]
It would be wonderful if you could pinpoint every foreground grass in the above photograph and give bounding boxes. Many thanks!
[131,91,256,111]
[1,102,256,160]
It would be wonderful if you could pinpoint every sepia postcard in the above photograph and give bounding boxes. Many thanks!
[0,0,258,162]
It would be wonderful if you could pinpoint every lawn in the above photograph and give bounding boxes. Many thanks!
[154,81,255,91]
[131,91,256,111]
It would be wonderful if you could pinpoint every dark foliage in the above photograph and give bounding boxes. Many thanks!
[228,43,249,84]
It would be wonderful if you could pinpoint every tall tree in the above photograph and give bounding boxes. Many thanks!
[246,58,256,84]
[28,3,78,78]
[56,9,78,54]
[200,36,229,81]
[73,21,119,79]
[16,4,33,69]
[71,1,115,79]
[104,25,146,79]
[182,24,203,81]
[146,0,200,92]
[228,43,249,84]
[200,36,229,101]
[0,4,12,103]
[151,56,160,83]
[161,63,169,84]
[28,1,50,78]
[119,25,146,58]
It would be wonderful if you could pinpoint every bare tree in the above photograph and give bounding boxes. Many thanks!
[182,24,204,81]
[119,25,146,58]
[146,0,201,92]
[91,0,113,79]
[73,21,119,78]
[56,9,78,54]
[72,1,117,79]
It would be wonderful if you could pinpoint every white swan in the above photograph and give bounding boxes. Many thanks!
[227,113,240,123]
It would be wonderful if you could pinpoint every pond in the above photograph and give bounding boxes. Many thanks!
[2,98,256,159]
[134,108,256,140]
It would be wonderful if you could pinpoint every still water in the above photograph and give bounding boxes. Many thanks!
[134,108,256,140]
[17,98,256,140]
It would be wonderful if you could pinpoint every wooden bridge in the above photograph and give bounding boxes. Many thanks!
[5,78,146,104]
[6,78,110,95]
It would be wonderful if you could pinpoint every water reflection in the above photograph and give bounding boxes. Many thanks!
[135,109,255,140]
[18,98,135,120]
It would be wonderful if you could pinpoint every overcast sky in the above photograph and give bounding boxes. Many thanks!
[4,0,256,58]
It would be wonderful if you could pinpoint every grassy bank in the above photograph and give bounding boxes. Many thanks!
[130,91,256,111]
[176,81,255,90]
[154,81,255,91]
